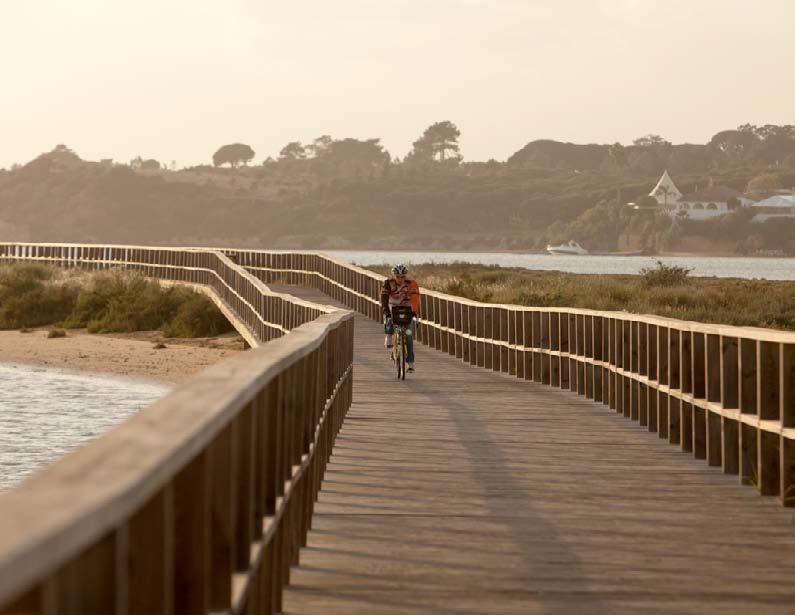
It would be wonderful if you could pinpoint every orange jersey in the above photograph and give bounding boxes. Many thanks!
[381,278,420,314]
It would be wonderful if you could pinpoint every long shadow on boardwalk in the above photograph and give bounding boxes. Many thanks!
[279,287,795,614]
[402,367,609,615]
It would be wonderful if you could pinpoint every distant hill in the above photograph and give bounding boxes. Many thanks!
[1,128,794,254]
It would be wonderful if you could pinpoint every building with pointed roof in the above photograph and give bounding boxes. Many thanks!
[649,170,682,207]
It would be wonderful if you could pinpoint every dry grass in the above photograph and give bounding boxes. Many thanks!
[369,263,795,330]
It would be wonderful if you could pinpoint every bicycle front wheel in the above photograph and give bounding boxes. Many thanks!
[399,332,407,380]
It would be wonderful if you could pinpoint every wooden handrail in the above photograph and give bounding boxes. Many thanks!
[227,248,794,508]
[0,243,354,613]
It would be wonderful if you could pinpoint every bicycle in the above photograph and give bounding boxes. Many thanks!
[388,305,414,380]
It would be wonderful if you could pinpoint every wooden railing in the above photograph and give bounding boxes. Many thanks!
[0,243,354,613]
[228,249,795,508]
[0,241,792,615]
[0,243,334,345]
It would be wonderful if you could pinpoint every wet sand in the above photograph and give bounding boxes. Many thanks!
[0,328,245,384]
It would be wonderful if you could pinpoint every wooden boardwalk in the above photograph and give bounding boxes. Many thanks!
[276,287,795,615]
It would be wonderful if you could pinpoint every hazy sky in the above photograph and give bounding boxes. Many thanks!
[2,0,793,168]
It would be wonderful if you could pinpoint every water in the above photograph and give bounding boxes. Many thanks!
[0,363,171,491]
[325,251,795,281]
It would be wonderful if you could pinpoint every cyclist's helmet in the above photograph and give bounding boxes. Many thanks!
[391,263,408,276]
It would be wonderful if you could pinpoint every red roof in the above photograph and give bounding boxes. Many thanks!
[678,186,739,203]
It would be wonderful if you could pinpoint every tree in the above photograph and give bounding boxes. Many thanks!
[410,121,462,163]
[632,134,671,147]
[279,141,306,160]
[130,156,160,170]
[708,130,758,160]
[746,173,781,194]
[321,138,390,177]
[608,142,627,169]
[306,135,333,158]
[212,143,255,167]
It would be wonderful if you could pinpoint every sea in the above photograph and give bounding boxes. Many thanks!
[325,251,795,281]
[0,363,170,491]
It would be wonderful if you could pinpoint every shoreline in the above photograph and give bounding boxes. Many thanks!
[325,248,792,258]
[0,328,245,385]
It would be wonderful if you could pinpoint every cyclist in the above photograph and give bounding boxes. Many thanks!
[381,263,420,372]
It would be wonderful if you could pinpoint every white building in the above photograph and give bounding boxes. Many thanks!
[749,194,795,223]
[673,185,746,220]
[648,170,682,207]
[649,171,755,220]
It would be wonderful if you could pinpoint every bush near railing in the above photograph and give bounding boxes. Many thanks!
[0,243,334,345]
[228,248,795,508]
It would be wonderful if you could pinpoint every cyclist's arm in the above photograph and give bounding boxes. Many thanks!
[380,279,391,316]
[408,280,420,315]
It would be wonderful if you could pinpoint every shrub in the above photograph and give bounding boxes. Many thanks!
[0,264,233,337]
[0,264,78,328]
[65,271,183,332]
[639,260,691,288]
[47,329,66,338]
[163,294,234,338]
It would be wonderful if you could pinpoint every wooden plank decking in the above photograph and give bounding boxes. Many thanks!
[276,287,795,615]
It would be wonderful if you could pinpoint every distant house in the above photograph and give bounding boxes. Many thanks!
[673,184,750,220]
[648,171,755,220]
[648,170,682,208]
[749,194,795,223]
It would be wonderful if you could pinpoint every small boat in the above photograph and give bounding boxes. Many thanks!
[546,240,588,255]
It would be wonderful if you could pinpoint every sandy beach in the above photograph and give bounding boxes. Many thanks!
[0,328,245,384]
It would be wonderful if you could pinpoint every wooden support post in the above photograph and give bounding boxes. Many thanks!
[721,336,739,409]
[758,431,780,496]
[669,329,680,391]
[782,436,795,507]
[638,383,648,427]
[208,425,235,610]
[706,334,721,403]
[53,532,117,615]
[647,391,658,433]
[658,393,669,439]
[706,411,722,467]
[721,418,739,475]
[680,331,692,394]
[781,344,794,428]
[668,397,680,445]
[693,333,706,399]
[680,402,693,452]
[658,327,669,386]
[593,366,603,403]
[740,423,758,486]
[693,407,706,460]
[758,341,780,421]
[173,452,211,614]
[739,339,756,411]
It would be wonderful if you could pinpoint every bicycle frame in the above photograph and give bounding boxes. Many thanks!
[393,323,408,380]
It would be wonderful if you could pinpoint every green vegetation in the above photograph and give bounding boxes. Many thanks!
[1,124,794,253]
[0,264,234,337]
[370,263,795,330]
[0,264,78,329]
[638,261,692,288]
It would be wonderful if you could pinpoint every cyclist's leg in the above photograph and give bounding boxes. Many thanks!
[406,321,415,365]
[384,316,394,348]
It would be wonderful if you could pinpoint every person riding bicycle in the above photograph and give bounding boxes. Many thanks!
[381,263,420,372]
